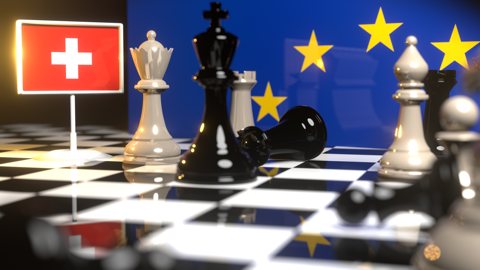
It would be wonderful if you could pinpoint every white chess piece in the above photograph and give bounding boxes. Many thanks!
[124,30,181,164]
[379,36,436,181]
[230,71,256,132]
[412,96,480,270]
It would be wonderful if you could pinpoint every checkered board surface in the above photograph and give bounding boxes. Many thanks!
[0,124,422,270]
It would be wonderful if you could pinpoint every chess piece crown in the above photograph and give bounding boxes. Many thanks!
[130,30,173,90]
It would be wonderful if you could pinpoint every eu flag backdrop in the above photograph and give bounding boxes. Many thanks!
[127,0,480,148]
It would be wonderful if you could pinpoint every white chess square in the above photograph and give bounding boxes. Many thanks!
[77,199,216,225]
[40,181,162,199]
[299,208,428,243]
[0,150,47,159]
[0,191,35,206]
[262,161,303,168]
[246,258,412,270]
[221,189,339,211]
[275,168,365,181]
[138,223,296,263]
[16,168,122,182]
[0,159,69,169]
[36,135,100,141]
[0,144,45,151]
[126,164,178,174]
[54,140,121,147]
[313,153,382,163]
[92,147,125,155]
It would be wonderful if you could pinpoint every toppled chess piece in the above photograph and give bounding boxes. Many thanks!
[379,36,436,181]
[238,106,327,166]
[176,3,256,183]
[230,71,256,132]
[124,30,181,165]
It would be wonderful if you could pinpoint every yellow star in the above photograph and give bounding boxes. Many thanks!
[294,30,333,72]
[293,216,331,257]
[359,7,403,52]
[431,24,480,70]
[252,82,287,122]
[258,167,280,177]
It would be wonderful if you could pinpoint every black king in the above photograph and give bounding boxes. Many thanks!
[176,2,256,183]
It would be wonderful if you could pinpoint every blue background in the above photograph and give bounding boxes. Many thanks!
[127,0,480,148]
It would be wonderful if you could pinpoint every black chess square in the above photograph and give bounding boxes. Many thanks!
[0,196,112,217]
[164,187,241,202]
[0,179,71,193]
[296,161,375,170]
[191,206,314,227]
[325,148,386,156]
[0,167,49,177]
[257,178,352,193]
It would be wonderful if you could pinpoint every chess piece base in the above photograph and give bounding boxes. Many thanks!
[124,139,181,165]
[378,149,435,181]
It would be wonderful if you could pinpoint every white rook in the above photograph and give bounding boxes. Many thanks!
[230,71,257,132]
[51,38,92,79]
[378,36,436,181]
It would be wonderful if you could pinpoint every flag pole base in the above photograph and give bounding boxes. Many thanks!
[34,149,111,167]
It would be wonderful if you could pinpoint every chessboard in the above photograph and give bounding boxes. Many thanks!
[0,124,421,270]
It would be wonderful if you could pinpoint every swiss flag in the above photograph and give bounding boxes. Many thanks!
[16,20,123,94]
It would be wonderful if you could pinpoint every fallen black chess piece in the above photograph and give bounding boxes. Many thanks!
[238,106,327,166]
[335,155,462,224]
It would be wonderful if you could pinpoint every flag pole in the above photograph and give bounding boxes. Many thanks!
[70,95,78,160]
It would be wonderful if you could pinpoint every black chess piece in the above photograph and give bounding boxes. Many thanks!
[176,3,256,184]
[336,154,461,224]
[423,70,456,155]
[238,106,327,166]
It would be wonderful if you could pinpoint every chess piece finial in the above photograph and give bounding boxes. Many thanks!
[379,36,436,181]
[130,30,173,90]
[203,2,228,27]
[394,36,429,89]
[124,30,181,164]
[440,96,479,131]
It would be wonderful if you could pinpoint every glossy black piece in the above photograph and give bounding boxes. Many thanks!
[238,106,327,166]
[176,2,255,184]
[336,155,461,224]
[423,70,456,155]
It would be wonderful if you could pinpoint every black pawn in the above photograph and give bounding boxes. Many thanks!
[176,3,255,184]
[423,70,456,155]
[238,106,327,166]
[336,154,462,224]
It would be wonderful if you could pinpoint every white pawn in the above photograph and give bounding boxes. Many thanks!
[379,36,436,181]
[124,30,181,164]
[230,71,256,132]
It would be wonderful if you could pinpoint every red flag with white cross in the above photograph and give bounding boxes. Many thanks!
[16,20,124,94]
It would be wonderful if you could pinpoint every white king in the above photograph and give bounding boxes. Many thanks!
[130,30,173,90]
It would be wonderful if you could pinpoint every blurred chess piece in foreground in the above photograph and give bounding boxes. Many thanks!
[413,95,480,270]
[124,30,181,165]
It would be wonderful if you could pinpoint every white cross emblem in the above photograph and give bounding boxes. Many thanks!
[51,38,92,79]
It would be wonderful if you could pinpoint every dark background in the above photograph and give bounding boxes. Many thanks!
[0,0,128,129]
